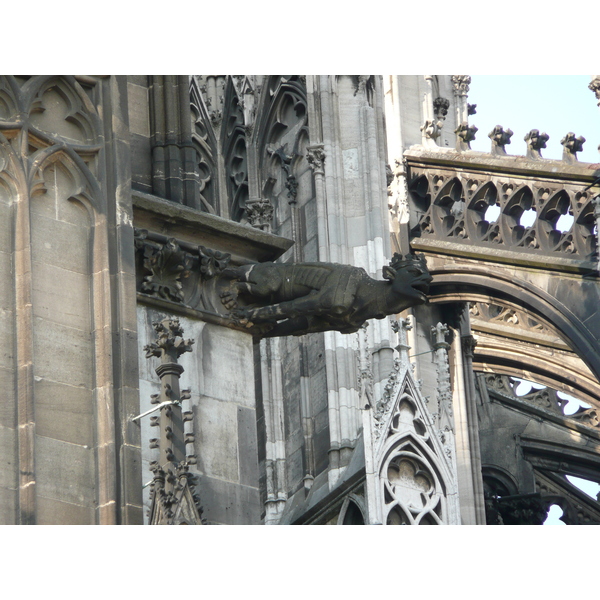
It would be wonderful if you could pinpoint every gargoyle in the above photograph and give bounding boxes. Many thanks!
[219,253,432,337]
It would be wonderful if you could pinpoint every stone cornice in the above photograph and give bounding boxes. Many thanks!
[404,147,600,185]
[132,191,293,264]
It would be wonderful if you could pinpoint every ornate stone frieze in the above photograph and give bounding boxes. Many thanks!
[407,164,598,261]
[134,228,232,314]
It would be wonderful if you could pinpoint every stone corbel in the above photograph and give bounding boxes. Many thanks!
[244,197,274,232]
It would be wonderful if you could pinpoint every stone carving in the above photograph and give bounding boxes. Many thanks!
[306,145,326,174]
[451,75,471,97]
[244,198,274,231]
[218,253,432,337]
[407,166,598,261]
[433,97,450,120]
[467,103,477,115]
[432,323,454,435]
[589,76,600,107]
[561,132,586,164]
[455,122,478,150]
[138,236,193,303]
[524,129,549,159]
[143,318,203,525]
[488,125,513,156]
[134,229,232,313]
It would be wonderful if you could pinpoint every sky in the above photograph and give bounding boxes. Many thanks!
[468,75,599,163]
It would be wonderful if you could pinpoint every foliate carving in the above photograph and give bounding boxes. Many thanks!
[488,125,513,156]
[589,76,600,107]
[306,145,326,174]
[561,132,586,163]
[461,334,477,358]
[134,228,233,314]
[422,119,443,142]
[524,129,549,160]
[143,318,195,361]
[243,198,274,231]
[455,122,478,150]
[451,75,471,97]
[219,254,432,337]
[140,237,193,303]
[467,103,477,115]
[357,323,374,409]
[198,246,231,279]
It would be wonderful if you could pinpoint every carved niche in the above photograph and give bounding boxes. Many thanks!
[190,76,219,214]
[255,76,309,229]
[221,77,249,222]
[372,363,460,525]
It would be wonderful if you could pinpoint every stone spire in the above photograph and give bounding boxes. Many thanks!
[142,318,204,525]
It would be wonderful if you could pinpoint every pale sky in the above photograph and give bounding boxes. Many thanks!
[468,75,599,164]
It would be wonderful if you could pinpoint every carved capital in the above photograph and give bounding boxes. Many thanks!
[561,132,586,164]
[488,125,513,156]
[589,76,600,107]
[524,129,549,159]
[431,322,450,350]
[306,144,326,174]
[451,75,471,97]
[244,198,274,231]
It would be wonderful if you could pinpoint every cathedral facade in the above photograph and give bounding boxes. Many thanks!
[0,75,598,524]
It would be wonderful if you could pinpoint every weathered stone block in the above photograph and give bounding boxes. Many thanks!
[36,495,95,525]
[237,406,259,488]
[34,379,94,446]
[0,367,15,429]
[127,82,150,138]
[199,324,255,407]
[35,435,96,507]
[32,262,91,331]
[195,475,261,525]
[0,426,17,489]
[32,317,93,389]
[194,395,239,482]
[0,486,17,525]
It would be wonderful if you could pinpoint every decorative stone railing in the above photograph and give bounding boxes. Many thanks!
[405,149,599,266]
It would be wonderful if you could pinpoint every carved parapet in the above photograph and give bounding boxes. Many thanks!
[524,129,549,160]
[561,132,586,163]
[455,122,478,151]
[488,125,513,156]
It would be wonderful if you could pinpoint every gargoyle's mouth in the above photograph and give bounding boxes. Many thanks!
[412,276,432,295]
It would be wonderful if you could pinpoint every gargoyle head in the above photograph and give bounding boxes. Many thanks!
[383,253,432,304]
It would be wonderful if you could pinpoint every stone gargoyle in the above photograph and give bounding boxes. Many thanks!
[219,253,432,337]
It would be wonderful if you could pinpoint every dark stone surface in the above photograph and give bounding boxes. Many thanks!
[195,475,261,525]
[237,406,260,488]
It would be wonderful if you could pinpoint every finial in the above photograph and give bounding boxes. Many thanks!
[561,132,586,164]
[488,125,513,156]
[524,129,549,160]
